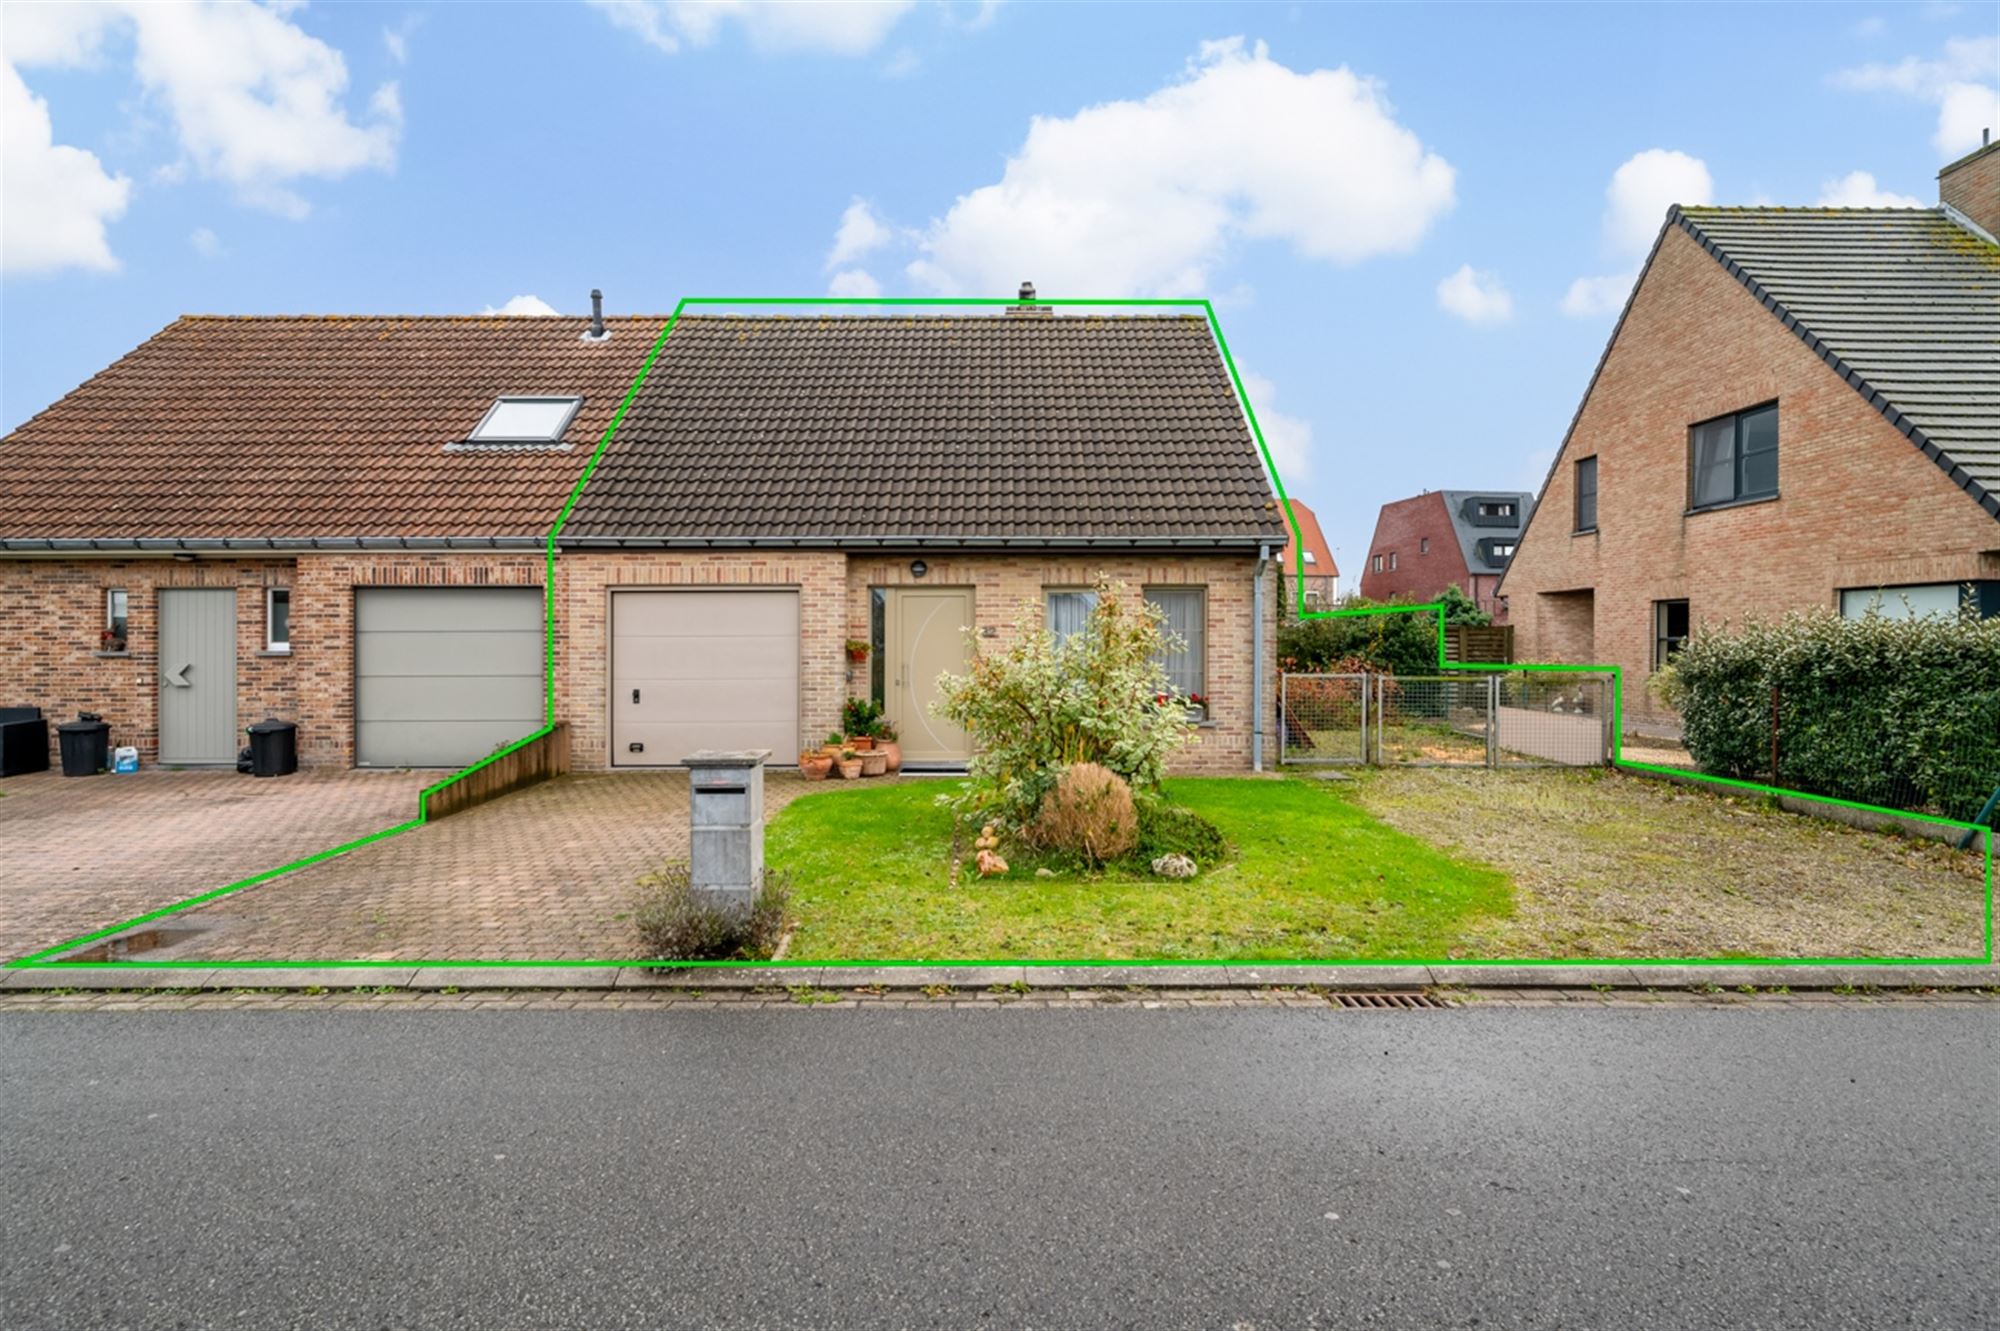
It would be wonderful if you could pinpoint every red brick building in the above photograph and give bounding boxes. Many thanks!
[1277,498,1337,615]
[1358,489,1533,619]
[2,301,1285,775]
[1501,140,2000,730]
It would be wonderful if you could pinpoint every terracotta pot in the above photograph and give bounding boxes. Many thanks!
[800,755,832,780]
[837,759,863,780]
[860,749,887,777]
[850,735,876,752]
[821,743,843,758]
[880,741,902,774]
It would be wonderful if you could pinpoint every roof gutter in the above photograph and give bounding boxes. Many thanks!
[555,534,1281,550]
[0,536,546,554]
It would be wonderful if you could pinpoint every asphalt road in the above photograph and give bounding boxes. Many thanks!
[3,1006,1994,1331]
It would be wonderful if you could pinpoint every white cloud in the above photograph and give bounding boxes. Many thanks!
[589,1,915,56]
[2,0,399,242]
[1833,35,1999,155]
[1560,271,1638,318]
[827,198,894,268]
[1562,148,1712,318]
[882,46,920,78]
[827,268,883,298]
[0,63,131,275]
[483,294,560,316]
[1850,16,1888,38]
[190,226,223,257]
[1435,264,1514,324]
[1239,370,1312,483]
[880,38,1453,299]
[1815,170,1925,207]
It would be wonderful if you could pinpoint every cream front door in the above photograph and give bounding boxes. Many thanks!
[885,587,974,765]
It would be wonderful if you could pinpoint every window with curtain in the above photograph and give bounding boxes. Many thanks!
[1690,403,1777,509]
[1144,588,1205,701]
[1045,589,1097,644]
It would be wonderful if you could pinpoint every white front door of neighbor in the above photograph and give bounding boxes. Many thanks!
[157,588,238,765]
[611,589,801,766]
[885,587,974,765]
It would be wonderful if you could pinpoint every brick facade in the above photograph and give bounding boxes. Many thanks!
[1502,224,2000,729]
[1360,492,1469,606]
[1939,140,1999,238]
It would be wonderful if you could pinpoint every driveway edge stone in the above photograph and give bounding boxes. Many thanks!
[4,962,1995,991]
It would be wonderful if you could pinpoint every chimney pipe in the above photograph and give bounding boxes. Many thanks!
[581,288,609,342]
[1019,281,1035,302]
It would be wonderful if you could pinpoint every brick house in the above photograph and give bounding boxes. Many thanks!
[1500,140,2000,730]
[1358,489,1533,619]
[1277,498,1337,615]
[2,299,1284,774]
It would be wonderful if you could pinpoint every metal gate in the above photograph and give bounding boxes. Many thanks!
[1280,672,1612,768]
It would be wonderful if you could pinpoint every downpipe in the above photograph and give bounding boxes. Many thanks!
[1252,541,1271,771]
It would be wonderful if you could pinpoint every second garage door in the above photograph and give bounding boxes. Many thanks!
[612,590,800,766]
[355,587,543,768]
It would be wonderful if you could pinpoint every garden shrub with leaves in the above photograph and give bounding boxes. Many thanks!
[1134,800,1228,867]
[1659,607,2000,823]
[1027,761,1139,863]
[1278,587,1487,676]
[632,862,791,960]
[934,579,1195,829]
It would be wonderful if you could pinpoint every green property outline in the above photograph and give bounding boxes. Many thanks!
[6,295,1991,972]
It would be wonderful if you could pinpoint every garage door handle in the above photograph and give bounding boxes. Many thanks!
[632,688,640,704]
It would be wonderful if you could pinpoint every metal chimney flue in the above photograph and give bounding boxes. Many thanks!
[581,288,609,342]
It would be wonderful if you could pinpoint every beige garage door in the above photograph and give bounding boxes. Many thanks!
[355,587,544,768]
[612,590,799,766]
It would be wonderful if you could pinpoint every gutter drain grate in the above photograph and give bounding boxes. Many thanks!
[1330,992,1448,1009]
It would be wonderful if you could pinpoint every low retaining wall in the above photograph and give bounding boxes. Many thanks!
[424,724,569,821]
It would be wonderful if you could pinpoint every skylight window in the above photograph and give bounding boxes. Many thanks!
[467,396,582,444]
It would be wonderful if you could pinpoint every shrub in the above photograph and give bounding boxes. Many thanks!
[934,579,1195,828]
[632,862,791,960]
[1278,587,1484,677]
[1027,762,1138,863]
[840,697,884,740]
[1134,800,1227,866]
[1667,608,2000,823]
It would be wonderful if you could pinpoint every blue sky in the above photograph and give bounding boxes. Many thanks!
[4,1,1995,578]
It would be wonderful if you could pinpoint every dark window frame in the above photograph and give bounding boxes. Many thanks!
[1574,455,1598,532]
[1688,402,1778,511]
[1654,599,1690,670]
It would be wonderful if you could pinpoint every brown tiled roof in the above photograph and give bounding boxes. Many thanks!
[0,315,663,545]
[1278,499,1336,578]
[562,314,1285,545]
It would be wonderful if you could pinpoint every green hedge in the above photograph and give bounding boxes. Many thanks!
[1657,609,2000,824]
[1277,587,1487,677]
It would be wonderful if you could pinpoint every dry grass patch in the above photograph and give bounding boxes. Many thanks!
[1344,768,1985,959]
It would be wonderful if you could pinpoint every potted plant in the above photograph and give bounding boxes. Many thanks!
[844,638,870,664]
[836,746,862,780]
[821,731,845,758]
[799,749,833,780]
[1186,691,1209,722]
[860,746,887,777]
[841,698,882,751]
[874,718,902,774]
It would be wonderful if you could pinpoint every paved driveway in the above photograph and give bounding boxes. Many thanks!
[87,771,838,962]
[0,769,427,963]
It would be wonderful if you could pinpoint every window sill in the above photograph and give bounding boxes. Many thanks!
[1685,492,1778,517]
[1572,526,1597,537]
[91,650,130,659]
[256,649,293,658]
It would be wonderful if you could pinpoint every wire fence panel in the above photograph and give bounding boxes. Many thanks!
[1759,686,2000,827]
[1279,674,1368,765]
[1376,677,1492,766]
[1492,674,1612,767]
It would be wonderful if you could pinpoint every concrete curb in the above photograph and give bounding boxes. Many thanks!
[3,962,1995,992]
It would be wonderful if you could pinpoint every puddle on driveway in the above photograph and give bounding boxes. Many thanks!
[64,926,207,962]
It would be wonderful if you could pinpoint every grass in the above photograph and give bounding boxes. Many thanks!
[768,778,1513,961]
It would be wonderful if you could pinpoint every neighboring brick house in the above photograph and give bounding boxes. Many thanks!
[1358,489,1533,619]
[2,299,1285,774]
[1277,498,1337,615]
[1500,140,2000,731]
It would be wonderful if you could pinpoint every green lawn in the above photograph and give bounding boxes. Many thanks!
[768,777,1513,961]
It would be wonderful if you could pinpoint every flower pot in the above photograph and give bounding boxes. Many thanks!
[880,741,902,774]
[850,735,876,752]
[860,749,887,777]
[800,754,832,780]
[837,759,862,780]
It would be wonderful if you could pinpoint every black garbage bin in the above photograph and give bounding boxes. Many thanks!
[246,717,298,778]
[57,713,110,777]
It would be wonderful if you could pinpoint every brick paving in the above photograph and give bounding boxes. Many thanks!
[106,771,833,962]
[0,768,427,963]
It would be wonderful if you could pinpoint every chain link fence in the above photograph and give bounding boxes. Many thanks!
[1280,672,1612,768]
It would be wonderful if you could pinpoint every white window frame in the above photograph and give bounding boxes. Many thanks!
[465,395,583,445]
[103,588,129,652]
[265,586,291,653]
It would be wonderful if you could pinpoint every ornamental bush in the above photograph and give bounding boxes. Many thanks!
[933,578,1196,829]
[1027,762,1139,863]
[1277,587,1487,676]
[1660,607,2000,824]
[632,862,791,960]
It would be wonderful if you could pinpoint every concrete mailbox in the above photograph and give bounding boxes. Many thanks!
[685,749,770,916]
